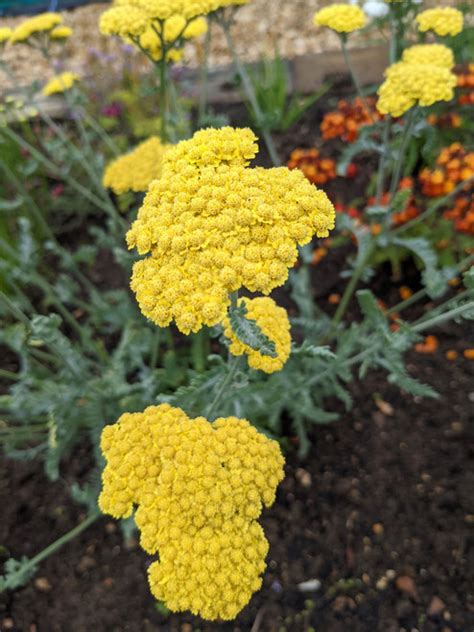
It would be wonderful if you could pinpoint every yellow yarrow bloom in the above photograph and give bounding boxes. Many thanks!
[10,12,62,43]
[223,297,292,374]
[138,14,207,61]
[401,44,454,70]
[313,4,366,34]
[377,60,456,117]
[99,5,148,37]
[0,27,12,44]
[103,136,170,194]
[42,72,79,97]
[49,25,73,40]
[126,127,335,334]
[99,403,285,620]
[416,7,463,37]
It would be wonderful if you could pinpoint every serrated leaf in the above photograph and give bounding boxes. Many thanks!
[463,267,474,290]
[392,236,445,299]
[0,556,37,591]
[228,300,277,358]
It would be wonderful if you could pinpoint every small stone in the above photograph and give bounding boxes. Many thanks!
[103,577,114,587]
[376,577,388,591]
[105,522,117,534]
[181,625,193,632]
[2,619,14,629]
[34,577,52,592]
[295,468,312,488]
[427,596,445,616]
[362,573,370,584]
[297,579,322,592]
[77,555,96,573]
[395,576,419,601]
[375,399,394,416]
[372,523,384,536]
[332,596,356,612]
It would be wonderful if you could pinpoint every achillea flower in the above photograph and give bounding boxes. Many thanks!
[377,61,456,117]
[320,97,381,143]
[103,136,170,194]
[419,143,474,197]
[99,5,148,37]
[10,12,62,43]
[42,72,79,96]
[402,44,454,70]
[313,4,366,33]
[49,25,73,39]
[287,148,336,185]
[0,27,12,44]
[99,403,285,620]
[223,297,291,373]
[416,7,463,37]
[127,127,335,334]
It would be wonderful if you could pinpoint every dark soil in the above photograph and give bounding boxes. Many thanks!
[1,85,474,632]
[1,327,473,632]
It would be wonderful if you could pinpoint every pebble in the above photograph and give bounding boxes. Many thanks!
[297,578,322,592]
[34,577,52,592]
[427,596,446,616]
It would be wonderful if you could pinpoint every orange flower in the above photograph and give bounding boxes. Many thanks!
[419,144,474,198]
[328,293,341,305]
[320,97,382,143]
[443,194,474,235]
[287,148,336,185]
[415,335,439,354]
[445,350,458,361]
[399,286,413,300]
[311,247,328,265]
[463,349,474,360]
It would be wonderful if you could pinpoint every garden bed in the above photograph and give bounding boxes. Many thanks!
[1,288,472,632]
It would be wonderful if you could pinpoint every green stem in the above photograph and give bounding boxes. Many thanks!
[198,23,212,125]
[150,329,161,369]
[191,329,210,373]
[219,16,281,166]
[340,37,374,121]
[412,300,473,333]
[388,106,416,201]
[0,369,21,381]
[327,243,375,335]
[2,512,100,591]
[375,116,391,205]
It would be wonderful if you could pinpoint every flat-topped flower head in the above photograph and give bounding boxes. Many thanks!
[99,403,285,620]
[377,61,456,117]
[313,4,366,33]
[42,72,79,97]
[223,297,292,373]
[401,44,454,70]
[103,136,170,194]
[416,7,463,37]
[138,14,207,61]
[10,12,62,43]
[126,127,335,334]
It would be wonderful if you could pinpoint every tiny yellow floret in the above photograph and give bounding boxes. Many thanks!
[313,4,366,33]
[103,137,170,194]
[99,5,148,37]
[99,403,285,620]
[223,297,292,373]
[416,7,463,37]
[126,127,335,334]
[42,72,79,96]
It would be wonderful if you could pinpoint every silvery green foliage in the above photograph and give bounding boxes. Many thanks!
[228,299,277,358]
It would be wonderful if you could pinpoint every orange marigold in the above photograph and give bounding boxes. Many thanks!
[320,97,381,143]
[419,143,474,197]
[287,148,336,185]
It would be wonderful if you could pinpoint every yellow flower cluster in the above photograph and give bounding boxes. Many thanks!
[0,27,12,44]
[416,7,464,37]
[103,137,170,194]
[401,44,454,70]
[42,72,79,97]
[99,403,285,620]
[377,45,456,117]
[49,25,73,40]
[99,5,149,37]
[223,297,292,373]
[10,12,62,43]
[313,4,366,34]
[126,127,335,334]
